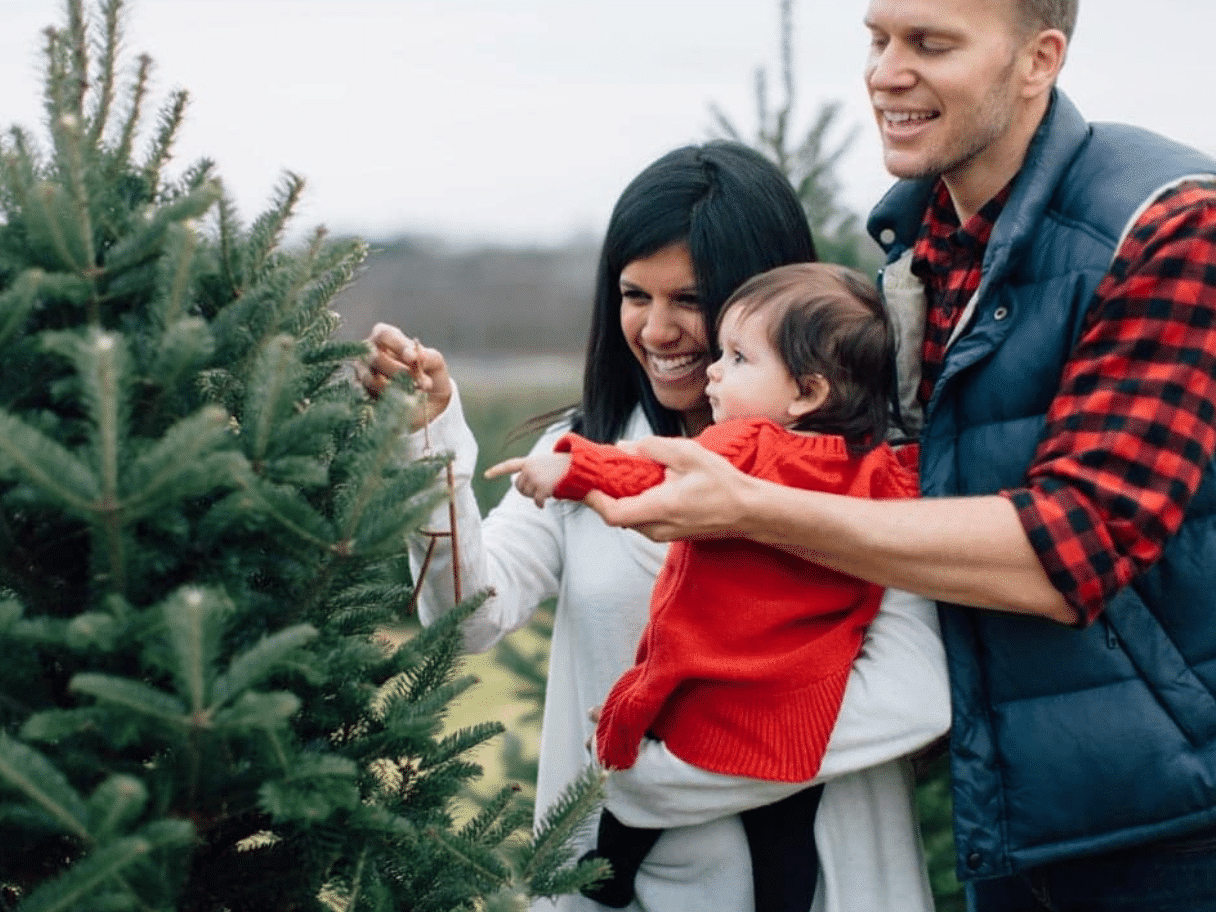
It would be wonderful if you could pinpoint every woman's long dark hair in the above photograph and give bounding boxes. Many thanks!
[572,142,817,443]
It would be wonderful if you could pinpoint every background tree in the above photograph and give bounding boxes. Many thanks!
[0,3,600,910]
[709,0,880,273]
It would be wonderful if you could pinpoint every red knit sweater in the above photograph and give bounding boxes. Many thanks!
[552,418,919,782]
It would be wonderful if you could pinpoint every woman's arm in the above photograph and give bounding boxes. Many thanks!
[584,436,1075,623]
[405,381,566,653]
[602,586,949,828]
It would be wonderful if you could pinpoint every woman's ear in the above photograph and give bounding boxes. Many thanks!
[789,373,830,419]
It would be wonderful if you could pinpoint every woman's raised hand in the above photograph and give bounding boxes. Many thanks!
[356,322,452,430]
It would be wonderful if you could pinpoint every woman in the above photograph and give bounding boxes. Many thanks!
[360,142,948,912]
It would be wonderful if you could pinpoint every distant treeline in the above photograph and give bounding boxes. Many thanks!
[333,235,600,356]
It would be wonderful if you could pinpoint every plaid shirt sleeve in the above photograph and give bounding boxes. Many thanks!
[1005,182,1216,624]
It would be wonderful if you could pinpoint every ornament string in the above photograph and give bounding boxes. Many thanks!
[404,339,462,614]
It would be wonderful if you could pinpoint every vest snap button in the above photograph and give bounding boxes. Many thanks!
[967,852,983,870]
[993,306,1009,321]
[879,228,896,246]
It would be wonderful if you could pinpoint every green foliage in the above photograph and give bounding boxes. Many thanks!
[710,0,881,273]
[0,3,597,910]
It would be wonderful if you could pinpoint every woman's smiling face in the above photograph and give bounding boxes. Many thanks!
[618,242,713,435]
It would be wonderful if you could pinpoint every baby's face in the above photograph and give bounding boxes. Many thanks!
[705,304,806,427]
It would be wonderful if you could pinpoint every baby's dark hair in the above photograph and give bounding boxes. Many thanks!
[718,262,894,451]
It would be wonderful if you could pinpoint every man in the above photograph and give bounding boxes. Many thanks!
[585,0,1216,907]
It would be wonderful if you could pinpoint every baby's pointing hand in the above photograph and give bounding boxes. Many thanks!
[485,453,571,508]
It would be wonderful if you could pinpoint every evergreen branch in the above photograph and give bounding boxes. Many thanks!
[101,178,220,276]
[261,454,328,489]
[210,623,318,708]
[244,334,302,467]
[78,329,129,589]
[140,88,187,191]
[283,233,365,344]
[210,254,311,373]
[779,0,793,104]
[118,406,237,522]
[264,725,290,772]
[212,690,301,731]
[420,722,504,772]
[48,97,97,274]
[244,172,304,281]
[379,676,479,744]
[41,26,70,132]
[347,483,446,561]
[300,340,371,368]
[161,586,225,715]
[63,0,89,119]
[175,156,216,194]
[113,52,150,167]
[29,181,91,273]
[69,672,188,725]
[86,0,124,147]
[754,67,770,151]
[224,470,337,549]
[262,399,350,461]
[706,102,744,142]
[214,184,244,297]
[517,765,604,887]
[393,621,467,707]
[0,733,90,841]
[335,385,424,544]
[85,773,147,843]
[257,752,359,824]
[529,854,611,901]
[138,314,216,436]
[0,409,100,512]
[84,330,125,514]
[0,269,46,349]
[17,821,194,912]
[425,827,513,891]
[459,783,526,846]
[151,222,199,329]
[0,127,42,218]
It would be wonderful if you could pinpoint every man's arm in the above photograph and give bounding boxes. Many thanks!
[583,436,1077,624]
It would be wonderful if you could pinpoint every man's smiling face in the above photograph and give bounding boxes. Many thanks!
[863,0,1028,187]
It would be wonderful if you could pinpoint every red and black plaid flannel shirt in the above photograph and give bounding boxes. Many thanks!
[912,179,1216,623]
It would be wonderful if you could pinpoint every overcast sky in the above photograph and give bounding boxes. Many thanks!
[1,0,1213,245]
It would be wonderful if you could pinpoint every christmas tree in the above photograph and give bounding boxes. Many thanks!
[0,2,601,910]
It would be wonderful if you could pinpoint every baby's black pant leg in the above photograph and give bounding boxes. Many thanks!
[740,783,825,912]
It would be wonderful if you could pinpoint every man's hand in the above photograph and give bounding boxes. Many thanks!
[581,436,758,541]
[354,322,452,429]
[485,452,573,508]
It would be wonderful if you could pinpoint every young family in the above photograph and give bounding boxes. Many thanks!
[359,1,1216,910]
